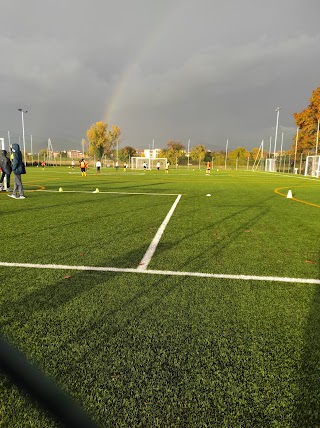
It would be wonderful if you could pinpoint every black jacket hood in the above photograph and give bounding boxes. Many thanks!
[11,143,20,153]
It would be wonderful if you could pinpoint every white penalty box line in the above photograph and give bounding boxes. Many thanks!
[137,194,182,271]
[6,189,320,285]
[37,189,182,270]
[0,261,319,285]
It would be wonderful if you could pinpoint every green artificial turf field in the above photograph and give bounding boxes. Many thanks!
[0,166,319,427]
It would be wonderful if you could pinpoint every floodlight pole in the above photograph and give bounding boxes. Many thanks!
[268,136,272,158]
[224,139,228,170]
[273,107,281,158]
[294,127,299,167]
[279,132,284,171]
[187,139,190,169]
[280,132,284,157]
[18,108,28,163]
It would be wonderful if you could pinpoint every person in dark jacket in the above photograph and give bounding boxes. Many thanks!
[7,143,25,199]
[0,149,12,191]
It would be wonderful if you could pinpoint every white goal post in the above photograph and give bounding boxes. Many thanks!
[304,155,320,178]
[131,157,167,170]
[264,158,276,172]
[0,138,8,190]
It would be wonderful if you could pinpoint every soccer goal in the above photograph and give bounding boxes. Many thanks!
[131,157,167,170]
[304,155,320,178]
[264,158,276,172]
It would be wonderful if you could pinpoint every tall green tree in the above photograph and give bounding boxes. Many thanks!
[293,87,320,153]
[212,150,225,166]
[228,147,250,166]
[163,140,185,165]
[190,144,206,168]
[118,146,137,161]
[250,147,269,161]
[86,122,121,158]
[204,151,213,162]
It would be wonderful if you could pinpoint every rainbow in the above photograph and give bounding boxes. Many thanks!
[103,5,177,124]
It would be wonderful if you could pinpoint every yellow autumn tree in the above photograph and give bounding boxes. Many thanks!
[293,87,320,153]
[251,147,268,160]
[160,141,185,165]
[228,147,250,160]
[86,122,121,158]
[190,144,206,168]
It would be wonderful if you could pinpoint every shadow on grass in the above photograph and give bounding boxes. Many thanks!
[293,252,320,426]
[0,268,112,427]
[0,241,163,325]
[0,260,181,427]
[153,194,273,270]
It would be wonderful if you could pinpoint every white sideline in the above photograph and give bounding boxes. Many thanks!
[137,194,182,270]
[0,261,319,284]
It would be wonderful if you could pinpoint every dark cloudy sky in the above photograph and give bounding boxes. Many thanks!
[1,0,319,153]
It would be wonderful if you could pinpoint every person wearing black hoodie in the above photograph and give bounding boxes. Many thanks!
[0,149,12,191]
[7,143,25,199]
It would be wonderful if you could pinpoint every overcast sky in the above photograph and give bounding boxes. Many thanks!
[1,0,319,153]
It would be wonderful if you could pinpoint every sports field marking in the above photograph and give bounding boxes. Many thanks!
[35,189,182,268]
[137,194,182,270]
[274,186,320,208]
[257,170,320,182]
[0,261,319,284]
[35,189,180,196]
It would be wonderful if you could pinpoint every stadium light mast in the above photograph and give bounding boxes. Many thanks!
[18,108,28,163]
[268,136,272,158]
[224,139,228,170]
[294,127,299,167]
[273,107,281,158]
[280,132,284,157]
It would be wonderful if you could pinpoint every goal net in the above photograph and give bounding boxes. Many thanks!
[264,158,276,172]
[304,155,320,178]
[131,157,167,170]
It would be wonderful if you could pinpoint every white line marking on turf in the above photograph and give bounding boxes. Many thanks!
[137,194,182,271]
[36,190,180,196]
[0,261,319,284]
[255,171,320,182]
